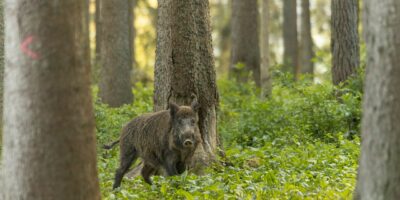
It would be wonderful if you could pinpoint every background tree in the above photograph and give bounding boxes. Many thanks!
[84,0,91,82]
[261,0,271,97]
[1,1,101,199]
[98,0,134,107]
[230,0,260,86]
[131,0,136,81]
[300,0,314,75]
[283,0,299,77]
[154,0,220,169]
[211,0,231,74]
[0,0,4,143]
[331,0,359,85]
[356,0,400,199]
[94,0,101,82]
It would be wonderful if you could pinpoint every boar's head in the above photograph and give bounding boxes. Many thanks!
[169,100,201,150]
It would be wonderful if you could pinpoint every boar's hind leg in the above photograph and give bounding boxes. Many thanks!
[141,163,156,184]
[113,148,138,189]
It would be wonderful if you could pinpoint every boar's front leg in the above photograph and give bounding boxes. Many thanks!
[163,152,179,176]
[176,161,186,174]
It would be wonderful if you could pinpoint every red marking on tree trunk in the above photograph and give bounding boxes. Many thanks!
[20,36,39,59]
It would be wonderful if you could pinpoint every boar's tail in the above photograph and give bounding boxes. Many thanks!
[103,140,120,150]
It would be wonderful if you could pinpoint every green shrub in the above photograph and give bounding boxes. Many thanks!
[218,72,362,147]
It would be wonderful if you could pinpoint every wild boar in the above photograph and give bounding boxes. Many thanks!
[104,101,202,188]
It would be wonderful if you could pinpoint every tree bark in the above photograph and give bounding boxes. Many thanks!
[98,0,134,107]
[84,0,91,82]
[154,0,220,171]
[300,0,314,75]
[331,0,359,85]
[283,0,299,77]
[93,0,101,83]
[95,0,101,62]
[214,0,231,75]
[356,1,400,199]
[230,0,260,86]
[0,0,4,143]
[260,0,271,97]
[1,1,101,199]
[131,0,136,77]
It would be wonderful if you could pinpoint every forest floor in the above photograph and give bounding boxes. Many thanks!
[96,74,361,199]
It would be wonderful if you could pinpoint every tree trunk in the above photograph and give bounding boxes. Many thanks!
[154,0,220,171]
[94,0,101,83]
[260,0,271,97]
[131,0,136,77]
[356,1,400,199]
[331,0,359,85]
[84,0,91,82]
[1,1,101,199]
[0,0,4,143]
[98,0,134,107]
[300,0,314,75]
[283,0,299,77]
[214,0,231,75]
[230,0,260,86]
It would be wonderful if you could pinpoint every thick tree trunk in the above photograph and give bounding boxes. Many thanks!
[356,1,400,199]
[1,1,101,199]
[300,0,314,75]
[331,0,359,85]
[230,0,260,86]
[260,0,271,97]
[283,0,299,77]
[154,0,220,171]
[98,0,134,107]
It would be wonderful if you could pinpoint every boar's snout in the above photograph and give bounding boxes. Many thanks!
[181,131,196,148]
[183,139,194,147]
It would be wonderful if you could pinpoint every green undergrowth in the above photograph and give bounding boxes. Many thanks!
[95,74,361,199]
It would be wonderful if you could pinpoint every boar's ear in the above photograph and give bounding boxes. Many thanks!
[169,102,179,117]
[191,100,200,113]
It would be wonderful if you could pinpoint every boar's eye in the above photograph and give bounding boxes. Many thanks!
[190,118,196,125]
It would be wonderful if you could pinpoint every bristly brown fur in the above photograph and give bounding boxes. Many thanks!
[111,103,202,188]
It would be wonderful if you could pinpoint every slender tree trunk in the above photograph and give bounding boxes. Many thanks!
[355,1,400,199]
[131,0,136,76]
[94,0,101,83]
[154,0,220,170]
[84,0,91,82]
[1,1,101,199]
[331,0,359,85]
[300,0,314,75]
[230,0,260,86]
[0,0,4,143]
[98,0,134,107]
[261,0,271,97]
[283,0,299,77]
[95,0,101,60]
[215,0,231,75]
